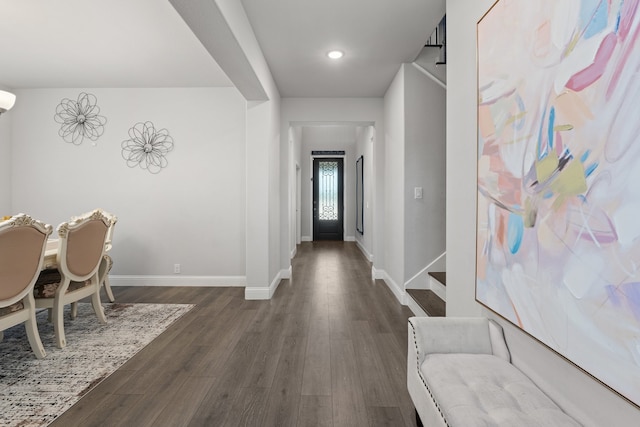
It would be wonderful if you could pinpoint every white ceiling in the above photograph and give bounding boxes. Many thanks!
[240,0,443,97]
[0,0,231,89]
[0,0,444,97]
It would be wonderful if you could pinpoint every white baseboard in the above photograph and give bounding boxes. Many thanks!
[245,271,283,300]
[299,236,358,243]
[109,275,246,287]
[280,265,292,279]
[110,270,287,299]
[244,286,270,300]
[356,240,373,262]
[371,268,405,305]
[381,271,406,305]
[290,245,297,259]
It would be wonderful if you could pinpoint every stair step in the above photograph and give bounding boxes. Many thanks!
[428,271,446,286]
[406,289,445,317]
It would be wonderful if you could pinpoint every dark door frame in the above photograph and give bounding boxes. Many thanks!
[312,156,344,241]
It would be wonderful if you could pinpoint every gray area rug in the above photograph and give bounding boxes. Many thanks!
[0,302,194,427]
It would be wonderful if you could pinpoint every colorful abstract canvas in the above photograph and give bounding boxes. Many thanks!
[476,0,640,407]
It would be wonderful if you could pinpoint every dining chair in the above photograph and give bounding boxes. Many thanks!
[0,214,53,359]
[33,209,109,348]
[68,209,117,319]
[99,211,117,302]
[69,210,116,319]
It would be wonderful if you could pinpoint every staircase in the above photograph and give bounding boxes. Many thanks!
[406,272,446,317]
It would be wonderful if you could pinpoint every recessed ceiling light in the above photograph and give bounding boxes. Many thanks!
[327,50,344,59]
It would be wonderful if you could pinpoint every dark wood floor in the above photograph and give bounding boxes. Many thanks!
[50,241,417,427]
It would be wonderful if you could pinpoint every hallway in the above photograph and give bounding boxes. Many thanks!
[50,242,417,427]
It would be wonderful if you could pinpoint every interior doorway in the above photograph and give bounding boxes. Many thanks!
[313,157,344,240]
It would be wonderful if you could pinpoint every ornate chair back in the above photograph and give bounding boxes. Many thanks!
[97,210,117,302]
[0,215,52,308]
[57,210,109,283]
[104,211,117,247]
[0,214,52,358]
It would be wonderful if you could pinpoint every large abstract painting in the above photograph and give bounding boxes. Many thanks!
[476,0,640,407]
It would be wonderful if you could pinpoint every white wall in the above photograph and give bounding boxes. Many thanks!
[299,125,356,241]
[404,62,446,285]
[294,126,302,245]
[413,49,447,86]
[383,67,406,293]
[0,104,11,214]
[11,87,247,284]
[207,0,283,299]
[355,125,374,260]
[288,126,302,256]
[381,63,447,299]
[245,94,281,299]
[246,100,273,294]
[446,2,484,318]
[447,1,640,424]
[218,0,284,296]
[268,95,281,286]
[215,0,286,295]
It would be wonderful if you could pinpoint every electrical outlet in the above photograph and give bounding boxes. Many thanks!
[414,187,423,199]
[174,264,181,274]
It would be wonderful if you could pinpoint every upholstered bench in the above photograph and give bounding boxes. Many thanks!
[407,317,581,427]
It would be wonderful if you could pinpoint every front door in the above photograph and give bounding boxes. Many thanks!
[313,158,344,240]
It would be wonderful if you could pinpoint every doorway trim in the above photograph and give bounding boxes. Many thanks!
[312,155,345,240]
[310,152,346,241]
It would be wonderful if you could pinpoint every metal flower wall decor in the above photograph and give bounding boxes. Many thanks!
[54,92,107,145]
[121,121,174,174]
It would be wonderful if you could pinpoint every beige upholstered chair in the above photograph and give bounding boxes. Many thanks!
[0,214,53,359]
[69,209,117,318]
[33,209,109,348]
[98,211,117,302]
[69,209,116,304]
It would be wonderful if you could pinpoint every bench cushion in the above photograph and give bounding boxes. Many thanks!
[421,353,581,427]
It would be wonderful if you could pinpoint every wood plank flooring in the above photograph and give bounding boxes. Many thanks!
[50,241,417,427]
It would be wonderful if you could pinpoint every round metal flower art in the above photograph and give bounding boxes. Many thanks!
[54,92,107,145]
[121,121,174,174]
